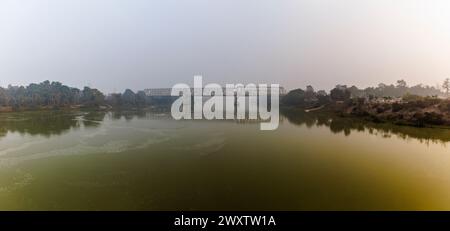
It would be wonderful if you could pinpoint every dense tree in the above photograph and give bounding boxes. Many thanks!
[330,85,351,101]
[81,87,105,106]
[282,86,330,107]
[282,89,306,106]
[104,89,152,108]
[0,81,105,110]
[122,89,137,106]
[346,80,442,98]
[136,91,148,106]
[106,93,122,107]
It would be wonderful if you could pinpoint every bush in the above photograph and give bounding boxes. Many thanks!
[392,103,402,112]
[282,89,306,106]
[402,93,423,102]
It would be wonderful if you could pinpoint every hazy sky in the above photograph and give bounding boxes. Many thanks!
[1,0,450,93]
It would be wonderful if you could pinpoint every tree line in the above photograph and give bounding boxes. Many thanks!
[0,80,154,110]
[347,79,446,98]
[0,81,105,109]
[282,79,449,108]
[0,79,448,111]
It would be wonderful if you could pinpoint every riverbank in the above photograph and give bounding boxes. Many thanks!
[0,104,173,115]
[0,105,109,112]
[293,98,450,128]
[2,99,450,129]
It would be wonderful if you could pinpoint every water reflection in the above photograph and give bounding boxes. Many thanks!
[0,111,81,137]
[281,108,450,144]
[0,110,166,139]
[0,109,449,144]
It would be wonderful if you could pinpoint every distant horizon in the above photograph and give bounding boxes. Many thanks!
[0,77,446,95]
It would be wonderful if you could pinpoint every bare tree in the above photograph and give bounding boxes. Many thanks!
[396,79,407,88]
[443,78,450,97]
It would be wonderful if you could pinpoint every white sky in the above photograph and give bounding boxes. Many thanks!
[1,0,450,92]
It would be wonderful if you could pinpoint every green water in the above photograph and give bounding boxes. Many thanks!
[0,109,449,210]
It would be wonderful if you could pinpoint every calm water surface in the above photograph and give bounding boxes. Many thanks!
[0,110,449,210]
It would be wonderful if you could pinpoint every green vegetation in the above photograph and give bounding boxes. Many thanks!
[0,81,104,111]
[347,79,443,98]
[106,89,150,108]
[1,79,449,128]
[281,85,330,108]
[0,80,155,111]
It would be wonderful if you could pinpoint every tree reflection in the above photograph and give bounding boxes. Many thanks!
[0,110,106,138]
[281,108,450,143]
[1,109,448,144]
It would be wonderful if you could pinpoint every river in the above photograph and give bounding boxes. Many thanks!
[0,109,449,210]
